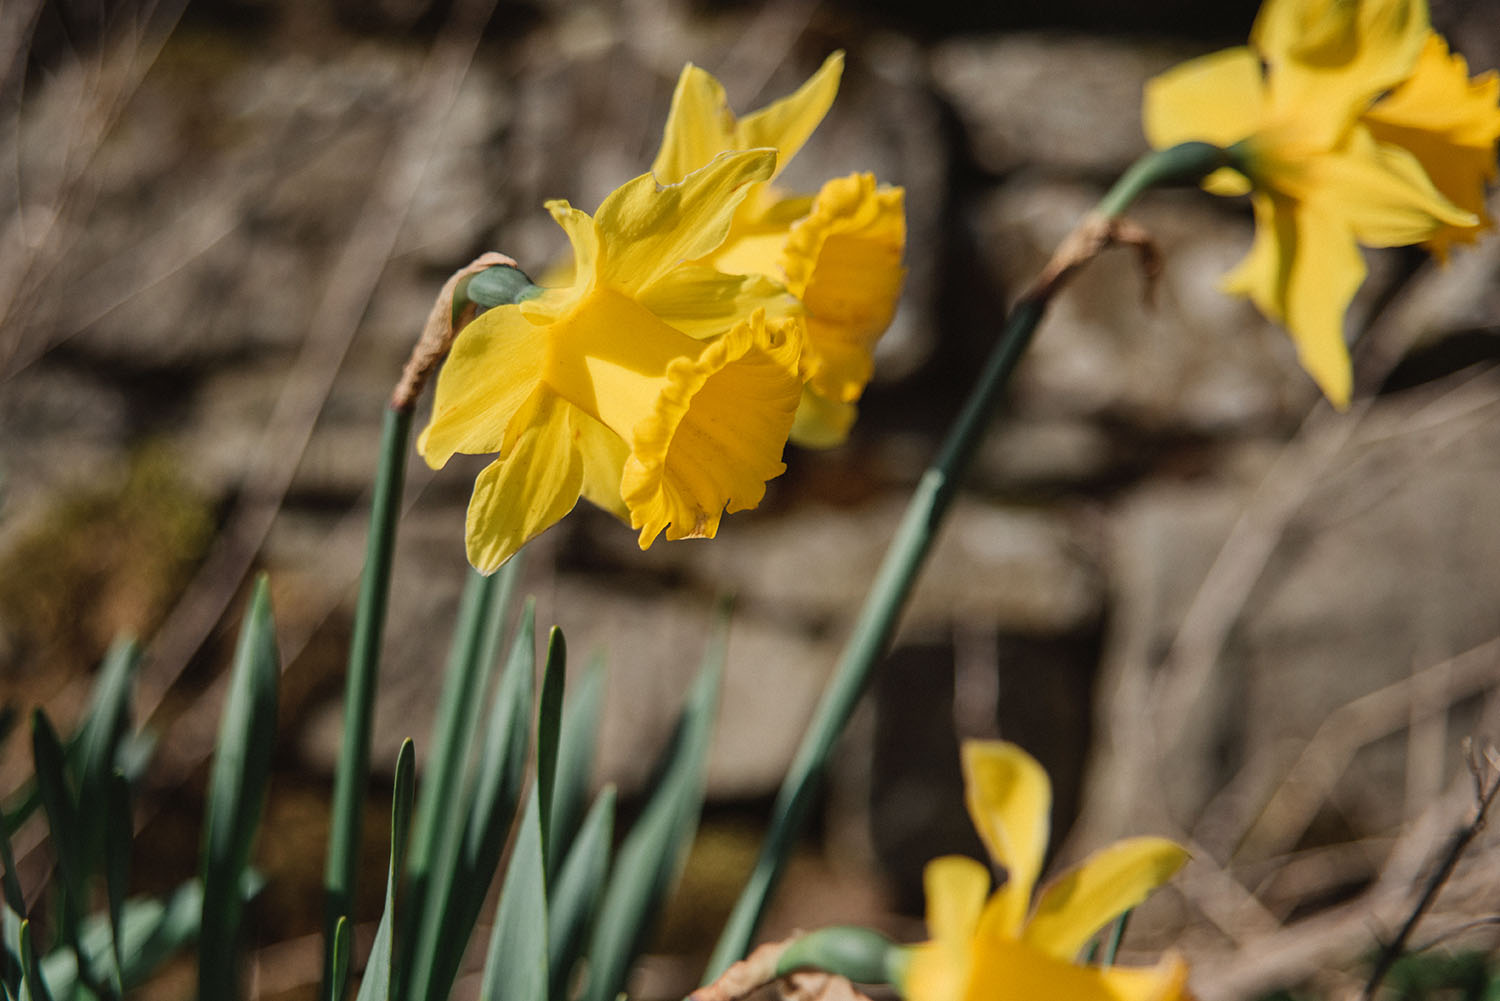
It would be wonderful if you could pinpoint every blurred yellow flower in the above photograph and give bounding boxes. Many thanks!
[1363,33,1500,260]
[419,150,804,572]
[1144,0,1495,408]
[653,53,906,447]
[901,742,1189,1001]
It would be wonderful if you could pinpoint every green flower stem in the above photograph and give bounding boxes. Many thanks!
[318,263,539,1000]
[321,405,411,1001]
[705,140,1230,980]
[1095,141,1229,219]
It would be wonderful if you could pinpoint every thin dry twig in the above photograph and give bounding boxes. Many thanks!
[1359,743,1500,1000]
[687,937,875,1001]
[1022,212,1161,306]
[780,971,873,1001]
[689,939,793,1001]
[1238,635,1500,860]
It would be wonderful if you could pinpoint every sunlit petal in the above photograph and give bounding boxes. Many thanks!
[789,386,857,449]
[637,264,797,340]
[575,410,631,521]
[1294,127,1474,246]
[653,64,736,186]
[962,741,1051,937]
[418,301,551,468]
[1143,47,1267,151]
[925,855,991,946]
[463,390,584,573]
[734,52,844,181]
[1364,32,1500,256]
[709,190,815,278]
[596,150,777,292]
[966,938,1189,1001]
[545,200,601,292]
[1223,192,1361,408]
[1256,0,1430,148]
[1024,838,1191,961]
[653,53,843,187]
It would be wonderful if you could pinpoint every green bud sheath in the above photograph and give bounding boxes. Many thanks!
[775,926,903,986]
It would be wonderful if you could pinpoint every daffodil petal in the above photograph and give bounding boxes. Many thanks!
[789,385,857,449]
[575,410,631,521]
[596,149,777,292]
[782,173,906,403]
[1302,127,1475,246]
[653,64,736,186]
[924,855,991,946]
[1143,47,1266,151]
[1364,33,1500,257]
[1223,192,1359,408]
[1203,166,1254,196]
[708,188,815,277]
[1256,0,1430,148]
[1023,837,1190,961]
[653,53,843,188]
[903,939,970,1001]
[621,311,803,547]
[463,390,583,573]
[636,264,797,340]
[966,939,1189,1001]
[546,199,601,293]
[962,741,1051,937]
[418,302,550,468]
[734,52,844,180]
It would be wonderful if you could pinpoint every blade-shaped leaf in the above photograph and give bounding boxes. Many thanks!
[322,405,415,1001]
[398,566,517,1001]
[41,881,204,996]
[547,786,614,1001]
[547,654,606,880]
[419,602,535,1001]
[0,870,18,996]
[356,740,415,1001]
[536,628,566,875]
[479,787,547,1001]
[74,638,140,862]
[18,922,52,1001]
[327,918,350,1001]
[31,710,83,946]
[199,576,280,1001]
[119,880,204,986]
[580,616,727,1001]
[104,773,131,996]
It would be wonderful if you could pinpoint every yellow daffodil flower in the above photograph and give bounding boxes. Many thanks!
[653,53,907,447]
[1143,0,1495,408]
[419,149,805,572]
[900,741,1190,1001]
[1363,33,1500,260]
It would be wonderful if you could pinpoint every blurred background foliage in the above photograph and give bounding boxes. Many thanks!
[4,0,1500,998]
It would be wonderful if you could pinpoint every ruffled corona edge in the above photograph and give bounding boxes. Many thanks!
[621,310,805,547]
[780,172,906,404]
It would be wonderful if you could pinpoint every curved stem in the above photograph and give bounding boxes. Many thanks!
[704,140,1229,979]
